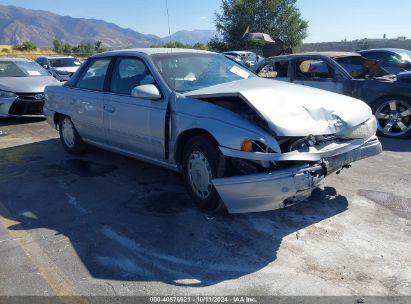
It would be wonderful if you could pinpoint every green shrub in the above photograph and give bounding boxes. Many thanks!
[13,41,37,51]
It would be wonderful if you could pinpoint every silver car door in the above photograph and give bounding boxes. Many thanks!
[70,57,112,144]
[293,58,345,94]
[105,57,167,159]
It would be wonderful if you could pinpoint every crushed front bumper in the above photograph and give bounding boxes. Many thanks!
[212,136,382,213]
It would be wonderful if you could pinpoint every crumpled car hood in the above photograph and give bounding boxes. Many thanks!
[185,78,372,136]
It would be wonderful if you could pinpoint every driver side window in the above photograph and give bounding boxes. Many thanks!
[76,58,111,91]
[110,57,155,95]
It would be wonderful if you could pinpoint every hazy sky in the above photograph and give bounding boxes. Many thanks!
[0,0,410,42]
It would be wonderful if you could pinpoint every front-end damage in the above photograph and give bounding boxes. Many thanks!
[180,79,382,213]
[212,131,382,213]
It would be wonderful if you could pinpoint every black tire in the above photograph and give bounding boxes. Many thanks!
[182,134,227,213]
[372,97,411,139]
[58,115,86,154]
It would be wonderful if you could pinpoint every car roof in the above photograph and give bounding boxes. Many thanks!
[93,48,213,58]
[42,55,77,59]
[0,57,33,62]
[358,48,409,53]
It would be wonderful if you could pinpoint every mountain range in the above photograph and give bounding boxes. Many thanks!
[162,30,218,45]
[0,5,218,48]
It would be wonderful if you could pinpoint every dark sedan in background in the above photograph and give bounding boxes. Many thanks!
[357,48,411,75]
[253,52,411,138]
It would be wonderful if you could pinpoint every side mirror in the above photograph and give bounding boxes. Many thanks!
[43,64,49,69]
[131,84,161,100]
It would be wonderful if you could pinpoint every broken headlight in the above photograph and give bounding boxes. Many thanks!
[337,116,377,140]
[240,139,274,153]
[236,139,275,171]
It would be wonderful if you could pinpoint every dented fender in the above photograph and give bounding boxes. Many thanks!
[169,94,282,162]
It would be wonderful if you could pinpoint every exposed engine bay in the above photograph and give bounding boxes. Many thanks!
[197,96,271,133]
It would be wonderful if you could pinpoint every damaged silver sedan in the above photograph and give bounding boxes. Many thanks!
[44,49,382,213]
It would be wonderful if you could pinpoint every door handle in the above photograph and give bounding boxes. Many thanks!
[104,104,116,113]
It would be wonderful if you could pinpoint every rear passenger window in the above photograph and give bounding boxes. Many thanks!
[110,58,155,95]
[76,58,111,91]
[258,60,289,78]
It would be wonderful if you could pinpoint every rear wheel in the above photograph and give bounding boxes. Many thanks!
[373,97,411,139]
[182,135,226,213]
[59,115,86,154]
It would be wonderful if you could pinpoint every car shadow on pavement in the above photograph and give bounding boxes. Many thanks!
[0,139,348,287]
[0,117,46,127]
[379,137,411,152]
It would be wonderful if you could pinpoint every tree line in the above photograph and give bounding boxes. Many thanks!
[150,41,209,50]
[2,39,109,56]
[52,39,109,55]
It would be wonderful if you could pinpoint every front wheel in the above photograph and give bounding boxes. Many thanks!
[59,115,86,154]
[182,135,226,213]
[373,97,411,139]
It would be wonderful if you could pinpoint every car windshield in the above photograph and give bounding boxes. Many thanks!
[0,61,50,77]
[334,56,389,79]
[49,58,81,68]
[151,53,256,92]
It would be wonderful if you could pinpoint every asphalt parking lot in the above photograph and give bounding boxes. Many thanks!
[0,118,410,297]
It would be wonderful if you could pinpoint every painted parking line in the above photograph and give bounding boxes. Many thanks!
[0,201,88,304]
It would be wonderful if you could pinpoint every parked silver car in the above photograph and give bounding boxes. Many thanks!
[44,48,382,213]
[0,58,59,117]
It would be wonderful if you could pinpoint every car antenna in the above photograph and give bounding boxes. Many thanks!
[165,0,172,53]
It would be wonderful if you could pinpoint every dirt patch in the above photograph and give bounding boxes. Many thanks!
[358,190,411,219]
